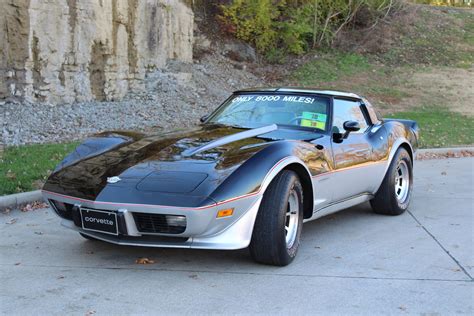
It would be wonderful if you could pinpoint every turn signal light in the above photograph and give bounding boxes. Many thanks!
[217,208,234,218]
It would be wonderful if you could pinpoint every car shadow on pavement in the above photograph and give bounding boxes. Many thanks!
[73,202,376,269]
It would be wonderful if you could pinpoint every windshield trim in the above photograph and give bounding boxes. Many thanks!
[204,92,332,135]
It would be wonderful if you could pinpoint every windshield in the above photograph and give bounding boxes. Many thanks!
[207,94,330,132]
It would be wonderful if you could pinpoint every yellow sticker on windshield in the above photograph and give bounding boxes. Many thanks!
[300,112,326,129]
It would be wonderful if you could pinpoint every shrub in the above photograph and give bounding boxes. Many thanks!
[219,0,401,58]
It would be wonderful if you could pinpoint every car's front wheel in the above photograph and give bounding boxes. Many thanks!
[371,147,413,215]
[249,170,304,266]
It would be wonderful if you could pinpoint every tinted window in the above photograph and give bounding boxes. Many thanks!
[362,98,381,124]
[207,94,330,131]
[332,99,368,133]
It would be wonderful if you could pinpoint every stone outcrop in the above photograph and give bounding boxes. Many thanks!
[0,0,193,104]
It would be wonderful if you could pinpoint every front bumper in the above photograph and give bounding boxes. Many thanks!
[42,190,262,250]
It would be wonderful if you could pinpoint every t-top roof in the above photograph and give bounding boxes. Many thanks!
[235,87,362,99]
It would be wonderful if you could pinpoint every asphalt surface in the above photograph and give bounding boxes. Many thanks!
[1,158,473,315]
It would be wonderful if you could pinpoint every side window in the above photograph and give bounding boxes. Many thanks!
[362,98,381,124]
[332,99,368,133]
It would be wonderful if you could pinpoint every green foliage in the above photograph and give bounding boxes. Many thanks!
[0,142,79,195]
[265,47,288,64]
[219,0,397,58]
[219,0,279,53]
[386,107,474,148]
[292,52,371,84]
[277,4,314,54]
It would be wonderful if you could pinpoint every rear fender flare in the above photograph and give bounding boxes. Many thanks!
[388,138,414,168]
[375,138,414,192]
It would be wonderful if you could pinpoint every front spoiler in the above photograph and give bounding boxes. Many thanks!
[53,195,262,250]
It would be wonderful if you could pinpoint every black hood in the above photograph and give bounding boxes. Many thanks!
[44,125,322,207]
[44,126,267,205]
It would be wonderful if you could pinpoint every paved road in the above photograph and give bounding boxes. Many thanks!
[1,158,473,315]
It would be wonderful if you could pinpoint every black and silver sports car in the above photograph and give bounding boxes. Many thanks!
[42,88,419,266]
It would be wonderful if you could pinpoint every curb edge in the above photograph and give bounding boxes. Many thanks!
[0,190,43,210]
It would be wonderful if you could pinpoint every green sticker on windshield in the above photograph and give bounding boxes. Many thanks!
[300,112,327,129]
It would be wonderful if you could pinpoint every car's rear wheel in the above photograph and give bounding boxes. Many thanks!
[249,170,303,266]
[371,147,413,215]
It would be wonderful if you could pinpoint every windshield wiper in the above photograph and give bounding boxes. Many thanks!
[206,122,253,130]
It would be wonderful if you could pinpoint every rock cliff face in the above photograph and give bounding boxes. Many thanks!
[0,0,193,103]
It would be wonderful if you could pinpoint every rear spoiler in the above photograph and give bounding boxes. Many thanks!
[384,118,419,149]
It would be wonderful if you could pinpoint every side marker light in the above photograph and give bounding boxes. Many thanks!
[217,208,234,218]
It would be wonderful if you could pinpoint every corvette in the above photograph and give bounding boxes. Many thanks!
[42,88,419,266]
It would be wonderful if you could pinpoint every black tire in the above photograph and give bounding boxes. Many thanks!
[79,232,98,241]
[371,147,413,215]
[249,170,304,266]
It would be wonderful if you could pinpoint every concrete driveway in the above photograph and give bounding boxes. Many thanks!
[1,158,473,315]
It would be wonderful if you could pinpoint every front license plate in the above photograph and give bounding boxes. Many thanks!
[80,208,118,235]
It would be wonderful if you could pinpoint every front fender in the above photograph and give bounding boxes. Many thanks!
[53,131,144,172]
[208,141,314,204]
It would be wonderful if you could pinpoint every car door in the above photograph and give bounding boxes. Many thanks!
[308,134,335,211]
[330,98,374,202]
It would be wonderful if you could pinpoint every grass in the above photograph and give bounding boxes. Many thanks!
[382,8,474,68]
[292,52,371,85]
[365,86,409,98]
[0,142,79,196]
[386,107,474,148]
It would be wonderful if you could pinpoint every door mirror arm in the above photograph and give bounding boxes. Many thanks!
[200,114,210,123]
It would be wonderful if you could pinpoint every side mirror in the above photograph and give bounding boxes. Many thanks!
[333,120,360,143]
[200,114,209,123]
[343,120,360,134]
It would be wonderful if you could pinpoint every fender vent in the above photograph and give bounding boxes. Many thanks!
[132,213,187,234]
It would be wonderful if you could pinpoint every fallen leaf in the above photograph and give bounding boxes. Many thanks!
[416,150,474,160]
[441,171,447,175]
[6,218,17,225]
[85,310,96,316]
[20,201,48,212]
[14,262,21,266]
[34,231,43,235]
[188,274,199,279]
[135,257,155,265]
[57,275,65,279]
[21,204,33,212]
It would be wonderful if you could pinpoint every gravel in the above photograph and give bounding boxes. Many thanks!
[1,53,264,146]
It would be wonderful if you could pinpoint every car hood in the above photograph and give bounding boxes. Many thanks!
[44,124,322,207]
[44,125,280,206]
